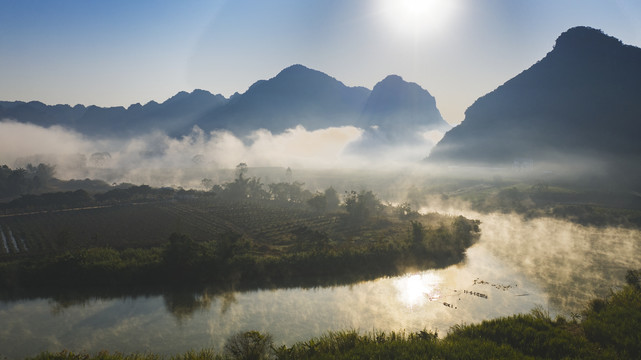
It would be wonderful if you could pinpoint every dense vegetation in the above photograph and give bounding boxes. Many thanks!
[25,270,641,359]
[409,175,641,228]
[0,170,480,299]
[471,185,641,228]
[0,208,478,294]
[0,163,56,199]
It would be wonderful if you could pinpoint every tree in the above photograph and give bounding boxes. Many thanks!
[285,167,292,182]
[307,193,326,212]
[221,163,268,200]
[324,187,340,212]
[397,202,418,219]
[344,190,382,223]
[163,233,203,273]
[216,232,252,260]
[224,331,274,360]
[626,269,641,290]
[224,175,250,200]
[406,185,424,210]
[247,177,268,200]
[7,168,27,195]
[34,163,55,189]
[452,216,481,247]
[236,162,248,179]
[410,220,426,245]
[307,187,340,213]
[268,181,307,203]
[201,178,214,191]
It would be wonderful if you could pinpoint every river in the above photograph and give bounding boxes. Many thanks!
[1,212,639,359]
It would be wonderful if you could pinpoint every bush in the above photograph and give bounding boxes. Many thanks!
[224,331,273,360]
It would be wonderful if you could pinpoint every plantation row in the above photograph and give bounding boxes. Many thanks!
[0,224,29,254]
[0,203,189,258]
[0,197,421,259]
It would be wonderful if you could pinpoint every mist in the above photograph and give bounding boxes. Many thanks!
[2,117,639,312]
[419,197,641,313]
[2,122,613,196]
[2,120,641,357]
[0,120,451,188]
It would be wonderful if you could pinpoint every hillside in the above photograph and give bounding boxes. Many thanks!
[428,26,641,182]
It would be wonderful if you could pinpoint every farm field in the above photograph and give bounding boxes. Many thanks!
[0,198,442,258]
[0,190,481,296]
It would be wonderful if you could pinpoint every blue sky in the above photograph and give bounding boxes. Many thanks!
[1,0,640,124]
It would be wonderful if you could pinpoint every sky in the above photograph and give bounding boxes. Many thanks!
[1,0,640,125]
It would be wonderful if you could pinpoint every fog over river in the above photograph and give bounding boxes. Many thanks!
[1,212,639,359]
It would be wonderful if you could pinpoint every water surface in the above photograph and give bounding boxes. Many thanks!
[1,213,639,358]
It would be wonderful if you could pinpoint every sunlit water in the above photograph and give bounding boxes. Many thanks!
[1,213,640,359]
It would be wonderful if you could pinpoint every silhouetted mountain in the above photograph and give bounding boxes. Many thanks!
[137,89,228,136]
[74,89,228,136]
[0,101,87,128]
[197,64,371,135]
[0,90,227,136]
[360,75,450,143]
[1,65,448,147]
[428,27,641,178]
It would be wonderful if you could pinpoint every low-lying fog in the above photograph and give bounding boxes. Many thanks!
[421,198,641,312]
[0,120,449,187]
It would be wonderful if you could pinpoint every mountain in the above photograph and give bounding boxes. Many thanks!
[196,64,371,135]
[1,64,447,149]
[427,26,641,175]
[360,74,450,143]
[0,90,228,137]
[0,101,87,128]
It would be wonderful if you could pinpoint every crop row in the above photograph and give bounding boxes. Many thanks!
[0,224,30,255]
[0,196,422,262]
[0,199,360,259]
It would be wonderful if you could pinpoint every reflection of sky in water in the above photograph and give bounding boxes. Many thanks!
[0,245,547,359]
[1,214,639,359]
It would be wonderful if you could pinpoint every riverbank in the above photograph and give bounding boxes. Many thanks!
[0,202,480,303]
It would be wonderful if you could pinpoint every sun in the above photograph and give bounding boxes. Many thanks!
[378,0,458,38]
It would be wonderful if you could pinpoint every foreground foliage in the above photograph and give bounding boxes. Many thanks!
[0,189,480,297]
[26,270,641,359]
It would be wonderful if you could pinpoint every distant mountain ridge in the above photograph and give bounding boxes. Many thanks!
[0,89,228,137]
[0,65,447,143]
[427,26,641,176]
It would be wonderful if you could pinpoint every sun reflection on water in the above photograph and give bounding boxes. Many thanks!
[394,272,442,309]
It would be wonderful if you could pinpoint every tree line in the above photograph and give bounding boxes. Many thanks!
[0,163,55,198]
